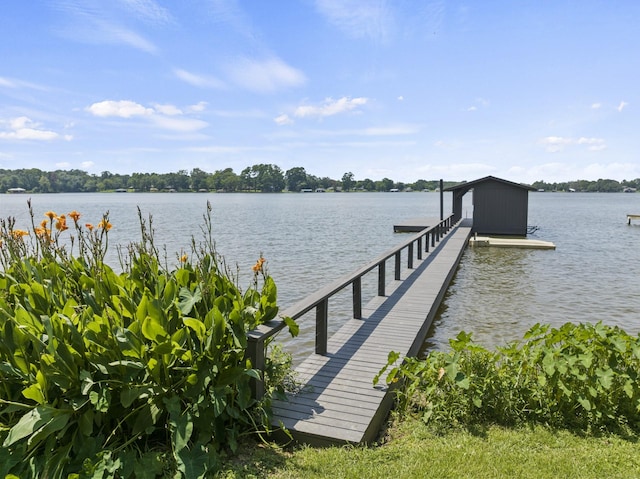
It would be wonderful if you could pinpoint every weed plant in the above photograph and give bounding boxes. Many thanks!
[376,322,640,435]
[0,200,297,478]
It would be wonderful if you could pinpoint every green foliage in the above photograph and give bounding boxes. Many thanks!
[376,323,640,434]
[0,200,297,478]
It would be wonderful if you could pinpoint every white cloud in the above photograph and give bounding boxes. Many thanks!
[617,101,628,112]
[118,0,172,25]
[591,103,601,109]
[467,97,489,111]
[539,136,606,153]
[274,114,293,126]
[188,102,208,112]
[174,69,226,89]
[87,100,154,118]
[0,76,48,91]
[316,0,391,42]
[227,57,306,93]
[150,116,208,132]
[80,161,95,169]
[154,104,183,116]
[294,97,368,118]
[86,99,209,132]
[361,125,419,136]
[0,116,65,141]
[397,96,404,101]
[54,1,159,53]
[577,137,606,151]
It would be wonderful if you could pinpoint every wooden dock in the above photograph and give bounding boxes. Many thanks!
[269,219,472,445]
[628,214,640,225]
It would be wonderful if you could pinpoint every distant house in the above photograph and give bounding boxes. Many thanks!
[444,176,536,236]
[7,187,26,194]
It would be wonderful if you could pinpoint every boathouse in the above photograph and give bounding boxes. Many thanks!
[445,176,536,236]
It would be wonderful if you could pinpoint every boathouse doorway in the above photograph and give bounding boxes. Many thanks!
[444,176,536,236]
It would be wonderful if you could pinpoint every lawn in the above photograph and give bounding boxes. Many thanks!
[216,417,640,479]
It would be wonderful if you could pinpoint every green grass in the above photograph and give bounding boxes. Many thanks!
[215,417,640,479]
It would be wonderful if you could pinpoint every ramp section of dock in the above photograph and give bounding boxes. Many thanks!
[271,220,472,445]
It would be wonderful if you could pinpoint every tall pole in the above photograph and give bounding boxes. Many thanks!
[439,179,444,221]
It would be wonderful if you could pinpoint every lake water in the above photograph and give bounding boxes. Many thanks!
[2,191,639,361]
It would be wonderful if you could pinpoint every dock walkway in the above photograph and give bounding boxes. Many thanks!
[271,219,472,445]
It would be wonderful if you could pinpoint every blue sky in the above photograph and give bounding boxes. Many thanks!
[1,1,639,184]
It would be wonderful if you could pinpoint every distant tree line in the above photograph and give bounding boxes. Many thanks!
[0,166,454,193]
[1,166,638,194]
[531,178,640,192]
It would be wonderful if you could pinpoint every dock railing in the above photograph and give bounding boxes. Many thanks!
[246,214,456,399]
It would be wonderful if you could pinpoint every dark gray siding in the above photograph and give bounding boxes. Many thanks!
[473,181,529,235]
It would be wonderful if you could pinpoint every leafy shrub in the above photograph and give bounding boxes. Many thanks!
[376,322,640,434]
[0,201,297,478]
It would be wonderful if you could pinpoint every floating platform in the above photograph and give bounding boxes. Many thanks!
[393,217,441,232]
[627,214,640,225]
[469,236,556,250]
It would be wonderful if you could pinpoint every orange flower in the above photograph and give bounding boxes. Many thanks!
[11,229,29,238]
[252,257,266,272]
[97,220,112,231]
[55,215,68,231]
[68,210,81,222]
[40,219,48,228]
[44,211,56,220]
[180,254,188,263]
[85,223,94,231]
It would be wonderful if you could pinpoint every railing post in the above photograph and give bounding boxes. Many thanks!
[316,299,328,355]
[417,237,423,260]
[247,336,265,400]
[378,261,386,296]
[395,251,401,280]
[408,242,414,269]
[431,228,435,248]
[353,277,362,319]
[425,231,430,252]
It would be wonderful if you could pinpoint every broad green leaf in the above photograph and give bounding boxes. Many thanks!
[578,396,592,411]
[22,384,45,405]
[178,286,202,315]
[183,317,206,341]
[283,315,299,337]
[3,406,56,447]
[624,380,634,399]
[171,410,193,454]
[176,445,212,479]
[120,386,153,408]
[455,372,470,390]
[14,306,44,335]
[89,388,111,413]
[141,315,169,342]
[596,368,614,390]
[216,367,244,387]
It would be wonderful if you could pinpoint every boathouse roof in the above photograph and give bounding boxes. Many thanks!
[443,175,536,193]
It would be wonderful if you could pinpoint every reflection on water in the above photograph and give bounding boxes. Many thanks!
[425,191,640,353]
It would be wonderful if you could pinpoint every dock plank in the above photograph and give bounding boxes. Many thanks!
[271,219,472,445]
